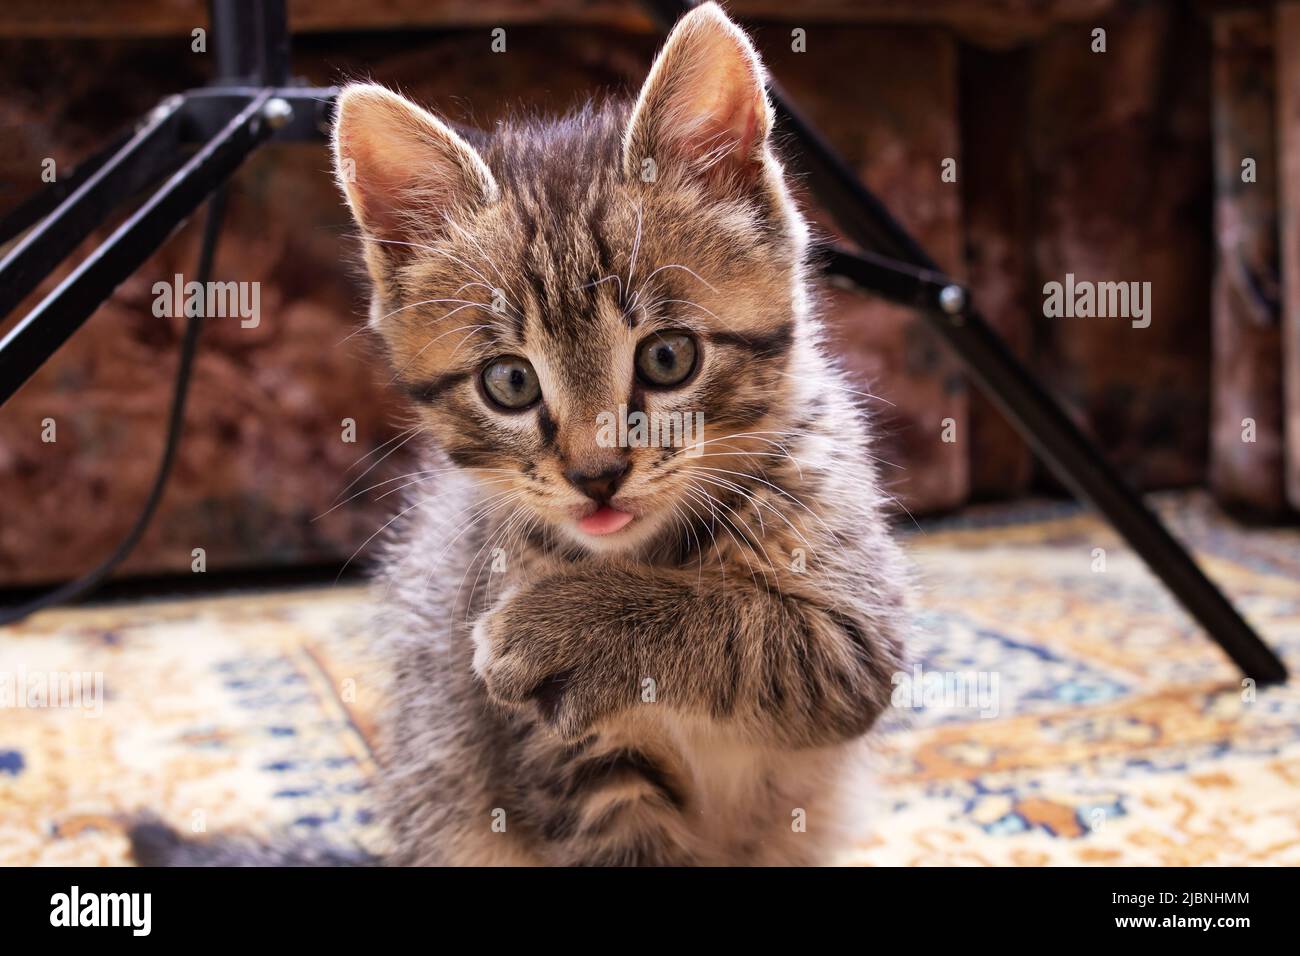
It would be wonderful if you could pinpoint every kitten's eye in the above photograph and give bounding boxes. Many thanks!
[636,332,697,388]
[481,356,541,410]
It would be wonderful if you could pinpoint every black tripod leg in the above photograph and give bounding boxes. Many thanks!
[0,100,185,324]
[828,247,1287,684]
[0,93,273,407]
[0,129,135,248]
[936,304,1286,683]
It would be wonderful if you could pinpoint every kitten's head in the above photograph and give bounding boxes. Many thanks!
[333,3,814,554]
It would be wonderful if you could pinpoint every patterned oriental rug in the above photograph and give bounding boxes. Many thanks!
[2,491,1297,866]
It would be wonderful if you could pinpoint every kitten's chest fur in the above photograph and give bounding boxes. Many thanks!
[593,712,869,865]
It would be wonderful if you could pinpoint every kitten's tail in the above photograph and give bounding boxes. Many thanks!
[127,817,379,867]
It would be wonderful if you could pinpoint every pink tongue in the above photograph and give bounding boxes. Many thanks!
[577,506,634,536]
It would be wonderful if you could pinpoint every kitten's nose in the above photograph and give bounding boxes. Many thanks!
[564,461,630,502]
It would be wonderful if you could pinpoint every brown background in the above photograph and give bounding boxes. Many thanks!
[0,1,1280,587]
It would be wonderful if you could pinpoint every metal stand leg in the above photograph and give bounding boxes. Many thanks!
[830,248,1287,684]
[0,93,274,407]
[0,103,185,323]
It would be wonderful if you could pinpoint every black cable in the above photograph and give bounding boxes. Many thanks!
[0,187,227,627]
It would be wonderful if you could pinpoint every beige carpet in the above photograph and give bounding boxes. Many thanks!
[2,491,1297,865]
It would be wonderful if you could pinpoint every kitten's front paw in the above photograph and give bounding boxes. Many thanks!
[471,606,617,741]
[470,607,544,704]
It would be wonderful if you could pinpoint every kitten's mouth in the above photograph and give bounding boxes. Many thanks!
[575,505,635,536]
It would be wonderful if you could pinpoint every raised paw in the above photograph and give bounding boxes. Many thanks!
[469,609,624,740]
[471,610,547,703]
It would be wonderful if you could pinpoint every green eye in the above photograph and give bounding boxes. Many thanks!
[636,332,698,387]
[482,356,541,410]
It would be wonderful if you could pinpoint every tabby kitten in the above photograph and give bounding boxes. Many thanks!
[134,1,908,867]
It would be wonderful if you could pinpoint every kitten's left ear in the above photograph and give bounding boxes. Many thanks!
[623,2,774,193]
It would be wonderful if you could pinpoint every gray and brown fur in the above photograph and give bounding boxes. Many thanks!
[131,2,907,867]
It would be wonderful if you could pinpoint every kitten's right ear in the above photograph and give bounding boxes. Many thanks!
[331,83,498,263]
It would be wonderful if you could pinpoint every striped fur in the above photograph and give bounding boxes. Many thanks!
[361,4,908,867]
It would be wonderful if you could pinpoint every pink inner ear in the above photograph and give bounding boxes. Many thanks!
[345,132,452,247]
[339,129,401,243]
[354,172,415,245]
[721,91,761,158]
[676,86,764,182]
